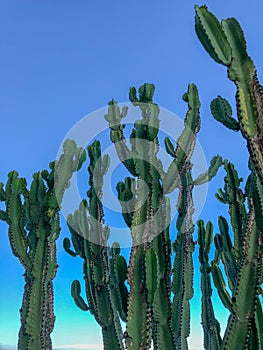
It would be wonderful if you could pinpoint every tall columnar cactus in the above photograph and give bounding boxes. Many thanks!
[103,83,222,350]
[105,84,177,350]
[195,5,263,186]
[0,140,86,350]
[64,140,127,350]
[198,160,263,350]
[197,220,222,350]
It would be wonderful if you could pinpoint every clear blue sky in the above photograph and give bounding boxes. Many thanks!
[0,0,262,349]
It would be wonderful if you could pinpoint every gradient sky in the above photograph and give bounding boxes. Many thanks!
[0,0,263,349]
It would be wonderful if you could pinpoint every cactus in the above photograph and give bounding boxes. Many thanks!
[197,220,222,350]
[0,140,86,350]
[198,160,263,350]
[103,83,222,349]
[65,140,126,350]
[64,83,221,350]
[106,84,175,349]
[195,9,263,347]
[195,5,263,186]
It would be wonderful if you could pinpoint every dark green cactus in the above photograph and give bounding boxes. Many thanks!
[104,83,222,350]
[0,140,86,350]
[106,83,175,350]
[65,140,126,350]
[197,220,222,350]
[199,160,263,350]
[195,5,263,186]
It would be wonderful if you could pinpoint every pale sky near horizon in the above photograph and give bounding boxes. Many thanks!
[0,0,262,348]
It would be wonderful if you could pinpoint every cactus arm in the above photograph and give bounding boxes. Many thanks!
[194,5,232,66]
[193,155,223,185]
[116,177,136,228]
[220,169,262,349]
[195,5,263,185]
[63,237,77,257]
[210,96,240,131]
[198,220,223,350]
[171,166,195,350]
[221,18,255,84]
[50,139,86,208]
[66,141,125,350]
[5,173,32,269]
[0,140,85,350]
[104,101,137,176]
[211,260,233,312]
[217,216,238,291]
[216,161,247,259]
[71,279,89,311]
[212,160,262,348]
[222,219,261,349]
[163,84,201,194]
[110,243,128,322]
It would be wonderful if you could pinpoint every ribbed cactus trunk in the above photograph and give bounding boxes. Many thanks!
[0,140,86,349]
[198,161,263,350]
[103,83,222,349]
[195,6,263,349]
[197,220,222,350]
[106,84,176,350]
[195,5,263,185]
[65,141,126,350]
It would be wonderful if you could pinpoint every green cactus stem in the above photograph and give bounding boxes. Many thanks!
[211,161,263,350]
[65,140,126,350]
[105,83,222,350]
[197,220,222,350]
[195,5,263,186]
[0,140,86,350]
[171,164,195,350]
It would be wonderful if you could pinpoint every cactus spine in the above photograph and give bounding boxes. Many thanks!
[0,140,86,350]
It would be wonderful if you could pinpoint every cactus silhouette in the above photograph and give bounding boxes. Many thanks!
[0,140,86,350]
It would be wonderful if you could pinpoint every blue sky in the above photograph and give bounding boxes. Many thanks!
[0,0,262,349]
